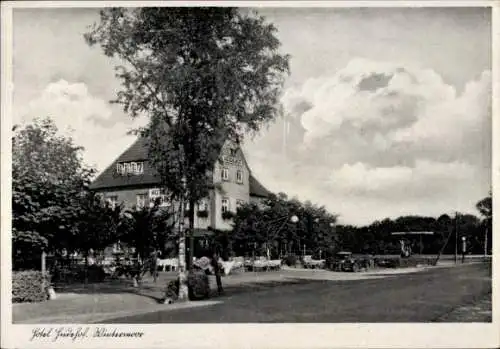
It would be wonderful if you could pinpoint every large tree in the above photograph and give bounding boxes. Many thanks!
[12,118,95,269]
[85,7,290,299]
[476,192,492,254]
[232,193,338,258]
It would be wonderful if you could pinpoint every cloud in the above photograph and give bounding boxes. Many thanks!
[14,79,147,173]
[329,160,477,198]
[245,57,491,225]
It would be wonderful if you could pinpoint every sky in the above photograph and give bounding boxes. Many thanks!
[12,6,492,226]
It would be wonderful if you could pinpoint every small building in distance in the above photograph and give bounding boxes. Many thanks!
[89,137,271,235]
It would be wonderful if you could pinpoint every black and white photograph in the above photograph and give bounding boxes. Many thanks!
[1,1,497,348]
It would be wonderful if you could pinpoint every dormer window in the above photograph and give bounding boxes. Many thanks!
[117,161,144,175]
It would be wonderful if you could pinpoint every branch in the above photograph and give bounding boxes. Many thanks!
[121,55,173,127]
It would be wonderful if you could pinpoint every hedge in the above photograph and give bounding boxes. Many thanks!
[12,270,51,303]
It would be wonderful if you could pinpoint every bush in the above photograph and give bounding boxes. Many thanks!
[188,270,210,300]
[282,255,298,267]
[221,211,235,220]
[12,271,51,303]
[165,270,210,301]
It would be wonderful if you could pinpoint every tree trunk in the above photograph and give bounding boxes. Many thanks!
[177,198,189,301]
[188,198,196,270]
[84,249,89,284]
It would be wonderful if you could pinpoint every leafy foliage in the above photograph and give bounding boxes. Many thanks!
[476,192,492,254]
[231,193,338,257]
[164,270,210,301]
[74,193,126,256]
[84,8,290,264]
[118,204,176,260]
[12,271,51,303]
[12,118,96,269]
[476,191,492,219]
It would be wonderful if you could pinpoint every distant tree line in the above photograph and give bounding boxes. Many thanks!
[231,192,492,258]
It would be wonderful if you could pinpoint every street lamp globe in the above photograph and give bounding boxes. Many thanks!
[290,215,299,223]
[329,222,335,227]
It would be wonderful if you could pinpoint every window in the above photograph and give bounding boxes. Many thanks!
[236,169,243,183]
[149,188,161,198]
[159,194,170,207]
[136,162,144,174]
[105,196,118,209]
[116,161,144,175]
[221,167,229,181]
[198,200,207,211]
[149,188,169,207]
[136,194,147,209]
[221,198,229,213]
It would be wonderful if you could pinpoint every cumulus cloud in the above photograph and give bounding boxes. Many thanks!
[14,79,147,173]
[245,57,491,225]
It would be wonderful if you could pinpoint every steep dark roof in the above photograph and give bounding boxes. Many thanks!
[90,137,271,198]
[249,175,271,198]
[89,137,158,191]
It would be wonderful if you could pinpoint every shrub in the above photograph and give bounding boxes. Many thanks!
[221,211,235,220]
[164,271,210,301]
[12,271,51,303]
[188,270,210,300]
[283,255,298,267]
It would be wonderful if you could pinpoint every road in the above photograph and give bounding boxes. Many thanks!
[103,263,491,323]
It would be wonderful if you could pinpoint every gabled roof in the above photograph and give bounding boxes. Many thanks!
[249,175,271,198]
[90,136,271,198]
[89,137,158,191]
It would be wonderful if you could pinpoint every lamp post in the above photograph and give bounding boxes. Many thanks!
[461,236,467,264]
[327,221,336,259]
[290,215,299,255]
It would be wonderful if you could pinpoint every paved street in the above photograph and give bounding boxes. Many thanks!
[103,262,491,323]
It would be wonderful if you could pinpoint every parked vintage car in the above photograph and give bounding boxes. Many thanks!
[327,251,363,272]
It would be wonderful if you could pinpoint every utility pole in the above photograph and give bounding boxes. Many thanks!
[484,226,488,257]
